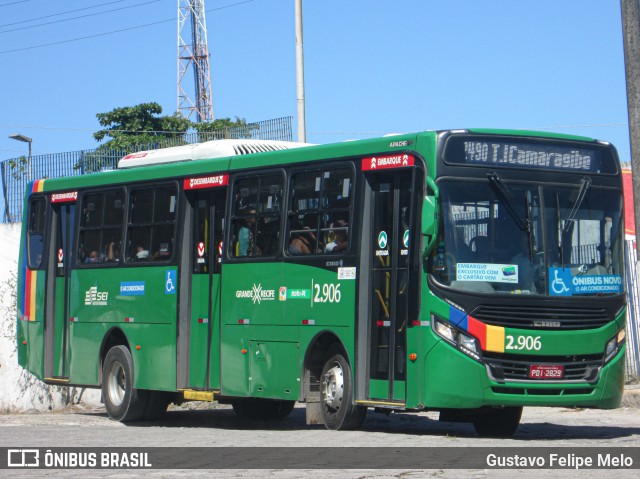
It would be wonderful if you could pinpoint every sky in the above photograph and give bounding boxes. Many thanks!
[0,0,632,164]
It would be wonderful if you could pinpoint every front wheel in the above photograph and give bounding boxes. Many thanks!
[320,349,366,430]
[102,345,148,422]
[472,406,522,437]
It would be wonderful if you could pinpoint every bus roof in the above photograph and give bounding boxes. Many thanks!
[118,139,312,169]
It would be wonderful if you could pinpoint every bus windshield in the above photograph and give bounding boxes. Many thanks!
[431,178,624,296]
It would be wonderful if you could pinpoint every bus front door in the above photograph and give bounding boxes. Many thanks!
[361,169,415,404]
[44,202,75,381]
[179,188,226,391]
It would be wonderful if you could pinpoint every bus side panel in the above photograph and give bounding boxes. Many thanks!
[16,268,47,379]
[404,286,455,408]
[219,324,250,396]
[67,323,177,390]
[248,335,299,400]
[68,267,177,391]
[126,323,177,391]
[17,321,45,380]
[220,262,357,399]
[220,261,283,397]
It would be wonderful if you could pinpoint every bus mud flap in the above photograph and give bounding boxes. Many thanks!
[305,399,323,425]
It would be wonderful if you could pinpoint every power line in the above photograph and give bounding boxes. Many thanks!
[0,0,32,7]
[0,0,259,54]
[0,0,133,29]
[0,18,174,54]
[0,0,160,34]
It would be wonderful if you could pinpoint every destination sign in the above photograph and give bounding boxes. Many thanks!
[183,174,228,190]
[50,191,78,203]
[444,136,616,174]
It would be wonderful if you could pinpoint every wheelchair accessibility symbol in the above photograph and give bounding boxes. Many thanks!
[549,267,573,296]
[165,270,177,295]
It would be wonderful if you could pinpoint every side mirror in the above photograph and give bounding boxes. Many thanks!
[422,195,437,236]
[422,177,439,256]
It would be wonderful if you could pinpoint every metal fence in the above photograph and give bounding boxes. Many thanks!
[1,116,292,223]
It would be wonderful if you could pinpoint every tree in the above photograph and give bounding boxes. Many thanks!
[78,103,251,173]
[93,102,192,151]
[193,117,255,141]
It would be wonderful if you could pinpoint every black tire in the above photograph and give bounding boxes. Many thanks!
[320,348,366,430]
[141,391,174,421]
[472,406,522,437]
[102,345,148,422]
[231,398,296,420]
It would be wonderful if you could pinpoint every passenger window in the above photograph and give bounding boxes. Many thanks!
[288,168,352,255]
[78,189,124,265]
[27,197,46,269]
[230,174,283,257]
[126,185,177,262]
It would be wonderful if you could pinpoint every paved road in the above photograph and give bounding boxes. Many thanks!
[1,389,640,478]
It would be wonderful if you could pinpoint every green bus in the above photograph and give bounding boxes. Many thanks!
[17,130,627,436]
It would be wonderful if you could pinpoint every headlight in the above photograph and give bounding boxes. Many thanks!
[434,319,455,342]
[432,314,482,361]
[458,332,479,354]
[604,328,625,364]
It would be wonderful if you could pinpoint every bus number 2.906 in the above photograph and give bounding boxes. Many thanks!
[313,283,341,303]
[505,335,542,351]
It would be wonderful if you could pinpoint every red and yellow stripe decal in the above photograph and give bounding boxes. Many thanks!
[450,306,506,353]
[23,270,37,321]
[32,179,45,193]
[22,180,45,321]
[467,316,505,353]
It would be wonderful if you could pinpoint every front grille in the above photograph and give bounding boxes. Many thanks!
[484,353,603,383]
[472,304,610,330]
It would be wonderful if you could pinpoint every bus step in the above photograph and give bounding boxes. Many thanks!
[182,390,217,402]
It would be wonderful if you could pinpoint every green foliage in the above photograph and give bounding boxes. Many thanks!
[93,102,192,151]
[76,103,253,173]
[7,156,28,180]
[193,116,256,141]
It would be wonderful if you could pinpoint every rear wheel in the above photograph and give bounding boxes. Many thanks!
[102,345,148,422]
[472,406,522,437]
[320,348,366,430]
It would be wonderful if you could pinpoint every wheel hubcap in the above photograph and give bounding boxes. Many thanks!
[107,361,126,407]
[322,362,344,410]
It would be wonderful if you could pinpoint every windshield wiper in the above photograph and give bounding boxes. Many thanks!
[487,171,530,232]
[562,177,592,233]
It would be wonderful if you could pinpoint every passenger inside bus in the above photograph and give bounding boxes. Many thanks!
[325,221,348,253]
[289,231,313,254]
[84,250,100,263]
[237,208,261,256]
[135,245,149,259]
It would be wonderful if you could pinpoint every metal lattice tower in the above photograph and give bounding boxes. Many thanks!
[178,0,214,122]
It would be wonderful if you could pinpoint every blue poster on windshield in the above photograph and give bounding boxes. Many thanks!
[548,268,623,296]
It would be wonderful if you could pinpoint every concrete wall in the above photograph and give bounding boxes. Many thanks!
[0,223,99,412]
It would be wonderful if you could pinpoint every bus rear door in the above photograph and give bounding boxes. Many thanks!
[178,177,227,391]
[44,194,76,381]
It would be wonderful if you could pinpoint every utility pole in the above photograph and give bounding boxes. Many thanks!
[622,0,640,254]
[295,0,306,143]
